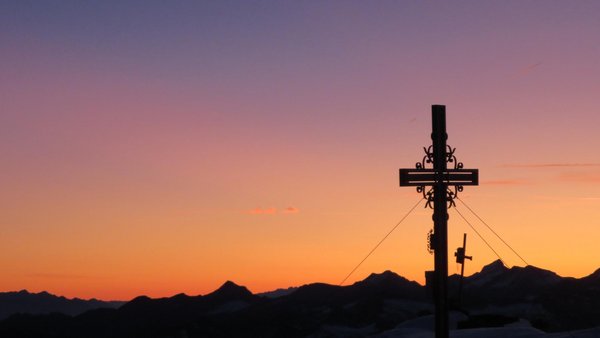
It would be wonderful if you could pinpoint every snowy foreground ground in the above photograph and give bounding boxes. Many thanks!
[375,326,600,338]
[380,313,600,338]
[318,312,600,338]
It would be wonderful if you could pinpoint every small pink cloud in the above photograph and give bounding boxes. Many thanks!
[247,207,277,215]
[282,207,299,214]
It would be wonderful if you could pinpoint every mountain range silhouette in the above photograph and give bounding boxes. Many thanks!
[2,260,600,337]
[0,290,123,321]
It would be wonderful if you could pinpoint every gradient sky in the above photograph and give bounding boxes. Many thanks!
[1,1,600,300]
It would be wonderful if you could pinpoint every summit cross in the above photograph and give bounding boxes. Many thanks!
[399,105,479,338]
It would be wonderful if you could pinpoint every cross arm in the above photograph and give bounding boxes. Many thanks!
[399,168,479,187]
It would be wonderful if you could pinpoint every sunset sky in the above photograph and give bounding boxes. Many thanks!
[1,1,600,300]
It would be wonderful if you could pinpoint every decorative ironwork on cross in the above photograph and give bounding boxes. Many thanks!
[398,105,479,338]
[399,142,478,209]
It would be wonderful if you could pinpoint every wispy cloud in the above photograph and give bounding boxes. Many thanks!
[501,163,600,168]
[519,61,542,76]
[482,179,529,186]
[246,206,300,215]
[511,61,543,80]
[558,172,600,184]
[27,273,89,279]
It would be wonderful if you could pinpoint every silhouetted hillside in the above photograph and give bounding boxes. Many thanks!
[256,286,297,298]
[0,290,123,320]
[3,262,600,337]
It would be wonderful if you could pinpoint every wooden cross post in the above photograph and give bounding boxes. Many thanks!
[399,105,478,338]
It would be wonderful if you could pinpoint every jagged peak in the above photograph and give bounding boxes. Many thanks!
[207,281,253,299]
[216,280,244,292]
[129,295,151,303]
[256,286,298,298]
[354,270,417,289]
[364,270,402,282]
[516,264,562,283]
[19,290,52,297]
[117,295,152,312]
[465,260,509,286]
[171,292,189,298]
[480,259,508,274]
[521,264,558,274]
[368,270,399,278]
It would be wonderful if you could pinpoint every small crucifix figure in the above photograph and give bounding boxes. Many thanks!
[455,233,472,306]
[399,105,479,338]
